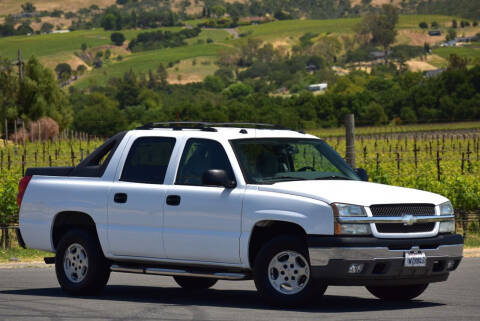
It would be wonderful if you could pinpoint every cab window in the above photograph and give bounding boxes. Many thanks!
[121,137,176,184]
[176,139,234,186]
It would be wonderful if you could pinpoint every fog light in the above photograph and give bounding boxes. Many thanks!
[348,263,365,274]
[439,220,455,233]
[336,223,372,235]
[446,260,456,270]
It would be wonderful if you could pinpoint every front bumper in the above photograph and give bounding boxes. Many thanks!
[307,234,463,286]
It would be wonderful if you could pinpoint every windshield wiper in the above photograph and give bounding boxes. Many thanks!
[261,176,309,183]
[315,175,352,181]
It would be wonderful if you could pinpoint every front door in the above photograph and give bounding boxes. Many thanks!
[163,138,243,264]
[107,136,176,258]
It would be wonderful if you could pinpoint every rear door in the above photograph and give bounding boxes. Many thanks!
[107,136,176,258]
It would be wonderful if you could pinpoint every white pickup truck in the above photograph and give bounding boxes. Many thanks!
[17,123,463,306]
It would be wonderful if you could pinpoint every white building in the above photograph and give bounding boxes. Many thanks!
[308,83,328,92]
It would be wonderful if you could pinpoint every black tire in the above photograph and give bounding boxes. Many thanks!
[55,228,110,295]
[366,284,429,301]
[253,235,320,306]
[173,276,217,290]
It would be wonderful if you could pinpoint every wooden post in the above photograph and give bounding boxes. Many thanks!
[14,120,17,145]
[345,114,356,168]
[22,120,26,145]
[396,152,401,173]
[21,154,25,176]
[4,119,7,147]
[436,151,442,181]
[18,49,24,83]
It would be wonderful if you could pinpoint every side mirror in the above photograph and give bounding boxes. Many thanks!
[202,169,236,188]
[355,168,369,182]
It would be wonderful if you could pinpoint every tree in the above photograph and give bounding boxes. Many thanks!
[55,63,72,81]
[101,13,117,30]
[446,28,457,41]
[424,42,431,54]
[157,63,168,86]
[431,21,439,29]
[111,32,126,46]
[212,5,226,17]
[21,2,36,13]
[357,4,399,63]
[40,22,54,34]
[419,22,428,29]
[204,75,225,92]
[81,43,87,52]
[76,65,87,75]
[223,82,253,99]
[16,21,33,35]
[73,93,127,136]
[452,19,458,28]
[19,56,73,129]
[447,54,468,71]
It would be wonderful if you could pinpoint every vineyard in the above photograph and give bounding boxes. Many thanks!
[1,127,480,249]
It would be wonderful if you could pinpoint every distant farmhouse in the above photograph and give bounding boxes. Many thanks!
[51,30,70,34]
[425,68,444,78]
[428,30,442,36]
[308,83,328,92]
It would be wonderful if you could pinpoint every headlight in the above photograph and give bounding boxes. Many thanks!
[439,221,456,233]
[332,203,371,235]
[334,203,366,217]
[439,201,454,215]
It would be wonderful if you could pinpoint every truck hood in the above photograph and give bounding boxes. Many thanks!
[257,180,448,207]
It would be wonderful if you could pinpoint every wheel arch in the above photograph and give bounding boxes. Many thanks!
[51,211,101,252]
[248,220,308,269]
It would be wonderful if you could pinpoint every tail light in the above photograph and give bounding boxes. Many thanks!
[17,176,32,207]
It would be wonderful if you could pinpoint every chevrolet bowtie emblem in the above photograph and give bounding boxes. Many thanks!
[402,214,417,226]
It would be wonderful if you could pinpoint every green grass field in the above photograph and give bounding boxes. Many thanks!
[434,45,480,65]
[0,27,183,60]
[74,42,227,88]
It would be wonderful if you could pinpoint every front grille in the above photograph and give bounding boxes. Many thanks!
[371,204,436,233]
[376,223,436,233]
[370,204,435,217]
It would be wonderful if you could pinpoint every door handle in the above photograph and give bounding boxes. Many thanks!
[114,193,128,203]
[166,195,181,206]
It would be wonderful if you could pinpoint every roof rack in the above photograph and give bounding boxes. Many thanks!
[135,122,287,131]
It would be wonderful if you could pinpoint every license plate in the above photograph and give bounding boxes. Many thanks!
[404,251,427,267]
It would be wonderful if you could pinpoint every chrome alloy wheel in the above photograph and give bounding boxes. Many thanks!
[267,250,310,295]
[63,243,89,283]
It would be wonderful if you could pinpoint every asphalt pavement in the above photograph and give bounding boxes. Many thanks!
[0,258,479,321]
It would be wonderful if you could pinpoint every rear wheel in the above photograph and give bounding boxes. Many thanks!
[173,276,217,290]
[366,284,429,301]
[253,235,322,306]
[55,229,110,295]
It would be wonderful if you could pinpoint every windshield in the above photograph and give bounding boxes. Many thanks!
[230,138,360,184]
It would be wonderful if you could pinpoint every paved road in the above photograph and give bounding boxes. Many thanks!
[0,259,479,321]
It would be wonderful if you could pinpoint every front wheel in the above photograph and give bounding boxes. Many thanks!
[253,235,322,306]
[55,229,110,295]
[173,276,217,290]
[366,284,429,301]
